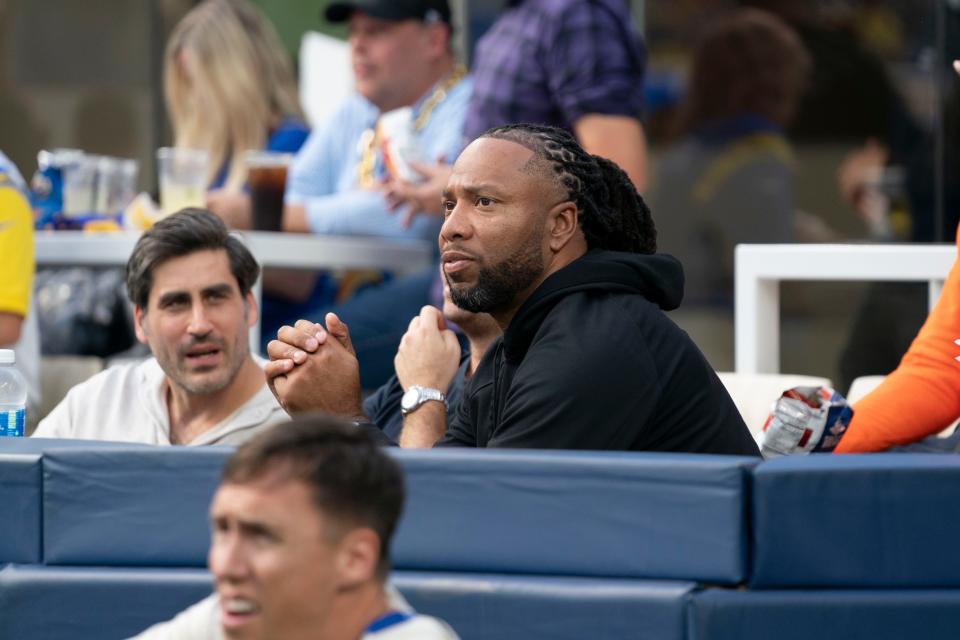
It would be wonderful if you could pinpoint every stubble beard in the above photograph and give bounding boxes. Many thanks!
[448,231,544,315]
[166,334,249,396]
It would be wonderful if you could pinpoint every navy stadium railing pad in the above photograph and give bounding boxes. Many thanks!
[0,452,41,563]
[43,447,231,566]
[394,448,755,582]
[0,565,694,640]
[396,571,693,640]
[751,453,960,588]
[0,565,211,639]
[5,440,960,640]
[0,438,156,564]
[688,588,960,640]
[3,442,756,584]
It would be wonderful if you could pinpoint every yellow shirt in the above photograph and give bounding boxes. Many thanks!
[0,167,34,318]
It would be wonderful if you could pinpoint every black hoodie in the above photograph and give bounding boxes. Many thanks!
[440,250,760,455]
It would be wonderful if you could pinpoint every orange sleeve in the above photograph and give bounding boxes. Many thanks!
[835,227,960,453]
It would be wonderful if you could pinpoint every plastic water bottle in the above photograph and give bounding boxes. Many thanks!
[0,349,27,437]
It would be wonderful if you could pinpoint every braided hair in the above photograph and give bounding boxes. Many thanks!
[480,123,656,254]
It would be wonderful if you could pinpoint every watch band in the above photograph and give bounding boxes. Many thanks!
[401,385,447,416]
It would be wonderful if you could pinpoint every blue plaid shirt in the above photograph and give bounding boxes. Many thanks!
[464,0,646,140]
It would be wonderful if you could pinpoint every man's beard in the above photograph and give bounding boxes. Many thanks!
[449,233,544,314]
[166,334,247,396]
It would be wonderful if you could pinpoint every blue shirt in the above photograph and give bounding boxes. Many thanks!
[286,76,472,242]
[209,117,310,189]
[362,354,471,443]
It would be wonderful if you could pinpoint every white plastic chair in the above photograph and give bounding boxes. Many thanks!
[846,375,886,403]
[38,356,104,424]
[716,372,833,444]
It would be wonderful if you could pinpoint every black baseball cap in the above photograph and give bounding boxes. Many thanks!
[324,0,451,25]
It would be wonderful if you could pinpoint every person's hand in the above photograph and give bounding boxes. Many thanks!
[264,315,363,417]
[206,189,253,230]
[954,59,960,76]
[382,159,452,228]
[394,305,461,393]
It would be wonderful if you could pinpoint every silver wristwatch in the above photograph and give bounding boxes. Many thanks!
[400,385,446,416]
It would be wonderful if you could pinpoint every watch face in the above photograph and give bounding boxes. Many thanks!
[401,387,420,411]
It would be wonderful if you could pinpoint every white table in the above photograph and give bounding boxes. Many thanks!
[735,243,955,374]
[35,230,435,349]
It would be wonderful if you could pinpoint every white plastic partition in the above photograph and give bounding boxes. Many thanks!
[299,32,352,127]
[735,243,955,374]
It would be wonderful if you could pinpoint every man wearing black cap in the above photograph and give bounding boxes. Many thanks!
[324,0,451,30]
[282,0,468,237]
[275,0,470,392]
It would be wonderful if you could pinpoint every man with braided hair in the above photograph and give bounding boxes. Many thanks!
[269,124,757,453]
[394,123,757,452]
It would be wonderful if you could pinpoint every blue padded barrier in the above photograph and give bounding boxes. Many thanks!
[0,565,212,639]
[751,453,960,588]
[0,438,145,564]
[42,447,232,566]
[0,565,692,640]
[1,437,153,454]
[395,571,694,640]
[36,445,756,583]
[392,449,757,584]
[688,588,960,640]
[0,453,41,563]
[0,440,216,567]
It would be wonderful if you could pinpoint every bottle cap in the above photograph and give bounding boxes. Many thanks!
[0,350,14,365]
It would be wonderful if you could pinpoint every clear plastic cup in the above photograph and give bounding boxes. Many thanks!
[157,147,209,216]
[244,151,292,231]
[94,157,138,217]
[62,154,98,219]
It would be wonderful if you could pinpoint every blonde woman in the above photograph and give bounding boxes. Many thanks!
[164,0,309,228]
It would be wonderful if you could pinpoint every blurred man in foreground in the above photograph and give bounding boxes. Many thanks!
[133,415,459,639]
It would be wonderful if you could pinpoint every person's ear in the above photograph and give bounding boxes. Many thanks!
[133,305,149,345]
[244,291,259,329]
[424,22,449,58]
[546,200,580,253]
[335,527,381,590]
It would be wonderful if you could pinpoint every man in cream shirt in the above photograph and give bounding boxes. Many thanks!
[34,209,286,445]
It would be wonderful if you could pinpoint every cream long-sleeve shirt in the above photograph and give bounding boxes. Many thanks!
[33,357,286,445]
[129,586,459,640]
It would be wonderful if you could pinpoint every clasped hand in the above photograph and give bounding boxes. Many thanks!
[264,314,364,418]
[395,306,462,394]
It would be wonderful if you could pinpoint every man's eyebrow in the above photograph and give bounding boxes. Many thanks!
[238,520,276,538]
[444,183,505,197]
[157,290,190,307]
[156,283,234,306]
[201,283,235,297]
[210,513,277,538]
